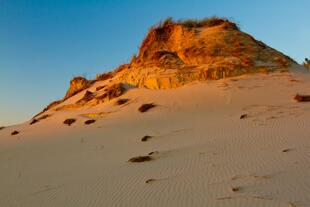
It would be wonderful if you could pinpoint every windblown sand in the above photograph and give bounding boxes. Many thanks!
[1,71,310,207]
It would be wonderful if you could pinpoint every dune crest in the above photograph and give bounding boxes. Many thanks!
[116,17,295,89]
[39,17,300,113]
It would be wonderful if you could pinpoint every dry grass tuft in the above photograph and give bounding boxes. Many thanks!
[240,114,248,119]
[84,119,96,125]
[148,151,158,155]
[294,94,310,102]
[138,103,156,112]
[44,100,62,111]
[128,155,153,163]
[145,178,156,184]
[179,16,239,29]
[30,119,38,125]
[155,16,239,30]
[141,135,152,142]
[30,114,50,125]
[63,118,76,126]
[96,72,114,81]
[115,98,130,105]
[230,186,240,192]
[11,130,19,135]
[76,90,95,105]
[96,83,126,102]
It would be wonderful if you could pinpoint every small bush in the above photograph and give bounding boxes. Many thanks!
[240,114,248,119]
[96,72,114,81]
[0,126,5,130]
[153,16,239,30]
[63,118,76,126]
[76,90,95,104]
[84,119,96,125]
[230,187,240,192]
[179,16,238,29]
[39,114,50,120]
[115,98,130,105]
[145,178,156,184]
[30,114,50,125]
[141,135,152,142]
[96,83,126,102]
[11,130,19,135]
[294,94,310,102]
[148,151,158,155]
[282,148,291,152]
[30,119,38,125]
[128,155,153,163]
[138,103,156,112]
[155,16,174,29]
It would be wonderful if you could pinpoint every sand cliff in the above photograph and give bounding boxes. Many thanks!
[46,17,299,112]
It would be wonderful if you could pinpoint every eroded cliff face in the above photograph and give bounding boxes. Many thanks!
[40,18,298,113]
[113,19,295,89]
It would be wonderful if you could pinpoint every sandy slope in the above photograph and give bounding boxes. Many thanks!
[1,70,310,207]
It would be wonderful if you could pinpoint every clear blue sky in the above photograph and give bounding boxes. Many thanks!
[1,0,309,126]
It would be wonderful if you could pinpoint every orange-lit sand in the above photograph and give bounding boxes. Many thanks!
[1,69,310,207]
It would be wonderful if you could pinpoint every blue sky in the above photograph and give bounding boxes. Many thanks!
[1,0,310,126]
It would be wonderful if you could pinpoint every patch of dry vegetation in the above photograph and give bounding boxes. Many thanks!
[96,83,126,102]
[30,114,51,125]
[95,64,130,82]
[138,103,156,112]
[294,94,310,102]
[76,90,95,105]
[128,155,153,163]
[141,135,152,142]
[155,16,239,30]
[282,148,291,152]
[63,118,76,126]
[84,119,96,125]
[115,98,130,105]
[145,178,156,184]
[240,114,248,119]
[230,186,240,192]
[96,72,114,82]
[179,17,239,29]
[55,83,127,110]
[11,130,19,135]
[0,126,5,130]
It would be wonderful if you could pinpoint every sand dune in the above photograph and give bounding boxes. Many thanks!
[1,70,310,206]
